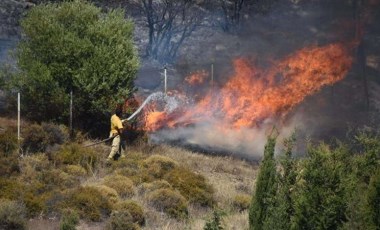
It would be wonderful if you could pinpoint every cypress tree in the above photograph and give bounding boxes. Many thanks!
[249,136,277,230]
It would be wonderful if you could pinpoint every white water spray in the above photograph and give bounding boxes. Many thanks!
[124,92,182,121]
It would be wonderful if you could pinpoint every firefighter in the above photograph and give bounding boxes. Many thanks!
[107,106,126,161]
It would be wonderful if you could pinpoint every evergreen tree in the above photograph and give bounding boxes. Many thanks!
[263,134,297,230]
[249,136,277,230]
[291,143,349,230]
[13,0,139,135]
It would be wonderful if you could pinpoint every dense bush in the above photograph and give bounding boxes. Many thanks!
[0,129,18,156]
[115,200,145,226]
[103,175,135,198]
[64,165,87,177]
[105,211,140,230]
[0,154,19,176]
[0,199,27,230]
[0,178,24,200]
[89,185,120,206]
[164,167,215,207]
[147,188,188,219]
[0,130,20,177]
[138,180,172,195]
[61,186,112,221]
[21,123,50,153]
[142,155,178,179]
[19,153,50,182]
[54,143,99,172]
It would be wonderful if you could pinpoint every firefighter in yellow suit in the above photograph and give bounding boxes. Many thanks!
[107,106,126,161]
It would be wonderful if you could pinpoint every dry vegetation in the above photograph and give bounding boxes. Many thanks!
[0,117,258,229]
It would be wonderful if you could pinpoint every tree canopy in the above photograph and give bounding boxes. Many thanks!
[14,0,139,135]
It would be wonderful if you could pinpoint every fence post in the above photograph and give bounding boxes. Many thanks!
[164,66,167,94]
[70,90,73,140]
[17,92,21,155]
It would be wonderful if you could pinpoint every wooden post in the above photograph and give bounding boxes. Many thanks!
[70,90,73,139]
[211,63,214,88]
[17,92,20,155]
[17,92,20,141]
[164,67,167,94]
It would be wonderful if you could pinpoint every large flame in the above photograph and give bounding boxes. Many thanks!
[143,43,353,132]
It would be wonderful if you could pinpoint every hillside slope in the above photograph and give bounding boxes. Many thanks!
[0,117,258,230]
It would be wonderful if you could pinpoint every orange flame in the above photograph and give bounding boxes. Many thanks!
[143,43,353,132]
[184,70,209,85]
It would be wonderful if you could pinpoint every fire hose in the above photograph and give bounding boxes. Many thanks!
[84,92,162,147]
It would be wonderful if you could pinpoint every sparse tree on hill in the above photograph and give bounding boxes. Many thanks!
[13,0,139,135]
[139,0,205,63]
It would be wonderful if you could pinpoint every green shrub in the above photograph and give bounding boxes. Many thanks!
[105,211,140,230]
[232,194,251,211]
[115,200,145,226]
[204,210,224,230]
[39,169,79,190]
[103,175,135,198]
[0,199,27,230]
[23,192,47,217]
[164,167,214,207]
[0,129,18,156]
[0,154,20,176]
[64,165,87,177]
[138,180,172,195]
[19,153,50,182]
[61,186,112,221]
[0,178,24,200]
[59,209,79,230]
[147,188,188,219]
[142,155,178,179]
[54,143,99,172]
[41,122,69,146]
[89,185,120,206]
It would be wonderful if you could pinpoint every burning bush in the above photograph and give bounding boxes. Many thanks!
[115,200,145,226]
[103,175,135,198]
[147,188,188,219]
[164,167,215,207]
[0,199,27,230]
[61,186,112,221]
